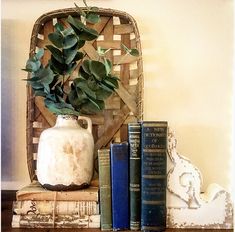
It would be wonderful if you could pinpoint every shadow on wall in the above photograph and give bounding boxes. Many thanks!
[1,19,19,181]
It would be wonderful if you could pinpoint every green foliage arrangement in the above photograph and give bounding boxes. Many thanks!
[23,1,139,116]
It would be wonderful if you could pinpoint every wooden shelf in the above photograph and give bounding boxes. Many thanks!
[1,190,232,232]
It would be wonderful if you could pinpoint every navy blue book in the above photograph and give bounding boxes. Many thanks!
[128,123,141,230]
[141,121,168,232]
[111,142,129,230]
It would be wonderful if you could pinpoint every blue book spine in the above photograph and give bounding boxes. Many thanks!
[141,121,168,232]
[128,123,141,230]
[111,142,129,230]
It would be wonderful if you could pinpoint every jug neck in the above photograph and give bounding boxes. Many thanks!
[55,115,80,128]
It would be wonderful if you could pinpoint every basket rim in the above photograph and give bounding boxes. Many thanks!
[29,7,142,56]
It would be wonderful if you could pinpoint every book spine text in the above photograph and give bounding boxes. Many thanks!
[98,149,112,230]
[13,200,99,216]
[141,121,168,232]
[11,214,100,228]
[128,123,141,230]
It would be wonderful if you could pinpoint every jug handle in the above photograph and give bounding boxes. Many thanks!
[78,116,92,134]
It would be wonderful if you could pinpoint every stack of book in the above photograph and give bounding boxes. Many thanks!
[11,181,100,228]
[98,121,168,231]
[12,120,167,230]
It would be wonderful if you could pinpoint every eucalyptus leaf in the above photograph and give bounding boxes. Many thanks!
[87,76,99,90]
[48,32,64,48]
[77,40,86,49]
[36,67,55,85]
[63,28,74,36]
[55,23,64,32]
[34,90,47,97]
[121,43,139,56]
[89,60,106,81]
[99,82,114,92]
[44,99,79,116]
[62,108,80,115]
[26,60,40,72]
[90,7,99,11]
[87,97,103,110]
[74,78,96,99]
[68,89,78,106]
[65,62,77,75]
[46,45,64,64]
[85,12,100,24]
[56,102,74,110]
[79,65,90,80]
[56,95,66,103]
[80,99,104,114]
[64,47,78,64]
[43,84,50,93]
[104,58,112,75]
[108,75,120,81]
[46,93,57,102]
[67,15,99,41]
[95,88,112,100]
[35,48,44,60]
[22,68,34,73]
[129,48,139,57]
[103,79,117,89]
[80,101,99,114]
[104,77,119,89]
[50,56,66,75]
[63,34,78,49]
[69,89,87,108]
[67,15,88,31]
[96,99,105,110]
[74,52,84,61]
[79,30,99,41]
[76,88,88,103]
[82,60,91,74]
[30,82,44,90]
[44,98,72,109]
[24,76,40,82]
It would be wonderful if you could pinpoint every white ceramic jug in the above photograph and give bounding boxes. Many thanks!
[37,115,94,190]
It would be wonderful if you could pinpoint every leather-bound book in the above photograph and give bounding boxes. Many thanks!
[98,148,112,230]
[111,142,129,230]
[128,123,141,230]
[141,121,168,232]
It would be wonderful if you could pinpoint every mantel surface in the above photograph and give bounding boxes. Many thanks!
[1,190,232,232]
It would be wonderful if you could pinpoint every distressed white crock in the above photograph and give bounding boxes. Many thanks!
[37,115,94,189]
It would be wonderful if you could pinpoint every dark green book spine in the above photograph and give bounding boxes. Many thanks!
[128,123,141,230]
[141,121,168,232]
[98,149,112,230]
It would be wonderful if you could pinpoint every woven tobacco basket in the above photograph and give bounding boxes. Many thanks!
[26,7,144,181]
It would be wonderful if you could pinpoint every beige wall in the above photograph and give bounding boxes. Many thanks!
[1,0,234,192]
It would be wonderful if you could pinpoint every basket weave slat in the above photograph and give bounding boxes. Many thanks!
[42,21,54,65]
[26,7,144,181]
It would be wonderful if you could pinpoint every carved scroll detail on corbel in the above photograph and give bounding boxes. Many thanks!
[166,127,233,229]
